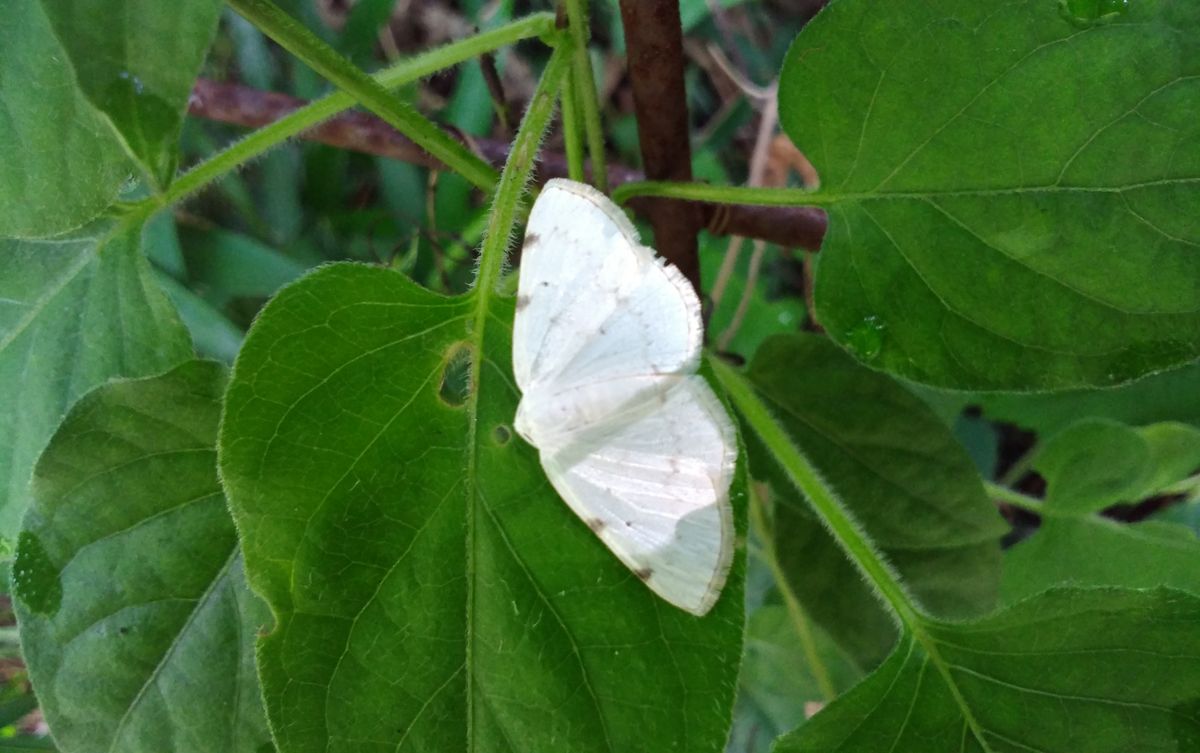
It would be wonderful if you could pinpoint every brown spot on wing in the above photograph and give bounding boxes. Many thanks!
[516,295,531,311]
[523,232,540,249]
[635,568,653,582]
[587,518,606,532]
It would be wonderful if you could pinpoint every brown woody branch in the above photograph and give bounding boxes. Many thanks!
[617,0,704,291]
[186,78,826,251]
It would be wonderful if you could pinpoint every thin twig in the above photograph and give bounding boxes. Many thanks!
[716,82,779,348]
[718,238,766,350]
[186,78,827,249]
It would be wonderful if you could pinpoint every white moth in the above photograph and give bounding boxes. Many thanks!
[512,179,737,616]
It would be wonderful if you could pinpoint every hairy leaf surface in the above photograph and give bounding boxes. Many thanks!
[13,362,271,753]
[0,3,129,237]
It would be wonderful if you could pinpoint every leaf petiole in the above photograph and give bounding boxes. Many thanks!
[228,0,498,190]
[563,0,608,191]
[132,13,557,219]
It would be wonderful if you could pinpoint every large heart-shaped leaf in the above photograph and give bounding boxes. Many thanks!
[218,264,746,753]
[0,221,192,542]
[780,0,1200,390]
[745,335,1005,666]
[13,361,271,753]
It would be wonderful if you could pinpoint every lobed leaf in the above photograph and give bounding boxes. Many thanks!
[780,0,1200,390]
[0,221,192,542]
[13,361,272,753]
[1002,419,1200,601]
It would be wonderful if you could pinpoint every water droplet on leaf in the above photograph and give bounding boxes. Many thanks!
[12,532,62,616]
[845,316,886,361]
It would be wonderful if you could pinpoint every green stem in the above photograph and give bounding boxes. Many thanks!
[709,355,921,630]
[613,180,825,207]
[747,487,837,702]
[560,74,586,182]
[1161,472,1200,498]
[472,40,573,302]
[999,443,1038,486]
[143,14,554,215]
[563,0,607,191]
[984,481,1044,514]
[229,0,498,190]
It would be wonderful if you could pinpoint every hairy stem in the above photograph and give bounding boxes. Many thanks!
[560,73,586,182]
[150,14,554,215]
[564,0,608,192]
[710,355,921,630]
[229,0,497,190]
[473,41,573,300]
[747,487,838,701]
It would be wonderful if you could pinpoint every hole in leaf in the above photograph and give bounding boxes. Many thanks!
[493,425,512,445]
[438,345,473,407]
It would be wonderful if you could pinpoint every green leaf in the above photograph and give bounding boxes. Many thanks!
[980,361,1200,434]
[0,221,192,542]
[1002,517,1200,602]
[731,604,860,751]
[775,588,1200,752]
[0,3,129,237]
[37,0,224,187]
[1035,419,1200,513]
[0,739,58,752]
[1035,420,1153,514]
[219,264,746,753]
[154,272,245,364]
[715,351,1200,751]
[779,0,1200,390]
[1001,419,1200,601]
[745,334,1005,666]
[178,227,309,306]
[13,361,271,753]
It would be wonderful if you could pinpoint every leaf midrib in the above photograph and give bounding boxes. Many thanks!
[106,548,241,753]
[714,359,1001,751]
